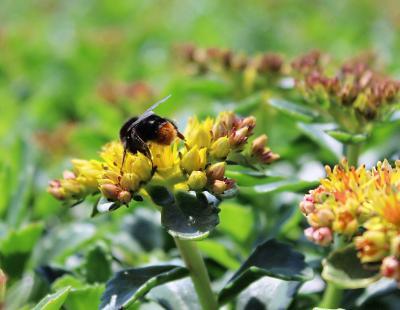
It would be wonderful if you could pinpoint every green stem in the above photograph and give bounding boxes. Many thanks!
[174,238,218,310]
[319,144,361,308]
[319,282,343,309]
[345,143,361,166]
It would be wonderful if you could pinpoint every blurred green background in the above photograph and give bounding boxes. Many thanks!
[1,0,400,308]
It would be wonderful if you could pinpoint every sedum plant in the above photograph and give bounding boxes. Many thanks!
[48,110,296,309]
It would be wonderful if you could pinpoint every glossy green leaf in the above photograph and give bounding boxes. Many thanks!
[96,196,119,213]
[267,98,319,122]
[0,222,44,278]
[236,276,300,310]
[64,285,104,310]
[219,239,313,304]
[100,265,189,309]
[322,245,380,289]
[0,222,44,255]
[161,191,221,240]
[84,242,112,284]
[147,278,200,310]
[32,286,71,310]
[355,278,397,307]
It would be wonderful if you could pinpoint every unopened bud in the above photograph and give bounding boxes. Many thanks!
[312,227,333,246]
[229,127,249,148]
[187,171,208,190]
[381,256,400,279]
[252,135,267,154]
[206,162,226,181]
[212,180,227,194]
[210,137,231,159]
[118,190,132,204]
[241,116,256,132]
[100,183,120,201]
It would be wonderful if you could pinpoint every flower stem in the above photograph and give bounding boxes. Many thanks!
[345,143,361,166]
[174,238,218,310]
[319,281,343,309]
[319,144,361,308]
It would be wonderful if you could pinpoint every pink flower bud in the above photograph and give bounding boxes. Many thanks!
[304,227,315,241]
[312,227,333,246]
[381,256,400,279]
[300,200,315,215]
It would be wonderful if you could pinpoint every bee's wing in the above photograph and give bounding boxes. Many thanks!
[127,94,172,131]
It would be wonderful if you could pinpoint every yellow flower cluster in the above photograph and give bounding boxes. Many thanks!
[49,111,278,205]
[300,159,400,282]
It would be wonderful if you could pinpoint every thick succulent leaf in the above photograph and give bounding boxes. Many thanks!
[355,278,397,307]
[84,242,112,283]
[0,222,44,278]
[219,239,313,304]
[100,265,189,309]
[325,130,368,144]
[63,284,104,310]
[236,276,301,310]
[267,98,319,122]
[32,286,71,310]
[322,245,380,289]
[147,278,200,310]
[161,191,221,240]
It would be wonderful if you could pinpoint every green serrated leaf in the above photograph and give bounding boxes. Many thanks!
[161,191,221,240]
[218,239,313,304]
[32,286,71,310]
[322,245,380,289]
[100,265,189,309]
[268,98,319,122]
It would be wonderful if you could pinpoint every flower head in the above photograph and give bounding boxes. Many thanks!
[300,159,400,283]
[49,111,278,206]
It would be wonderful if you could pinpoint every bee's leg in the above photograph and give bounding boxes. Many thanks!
[120,148,127,173]
[130,132,154,167]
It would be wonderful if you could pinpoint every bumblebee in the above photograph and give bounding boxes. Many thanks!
[119,95,184,166]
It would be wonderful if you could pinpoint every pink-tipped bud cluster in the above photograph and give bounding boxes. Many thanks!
[381,256,400,280]
[304,226,333,246]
